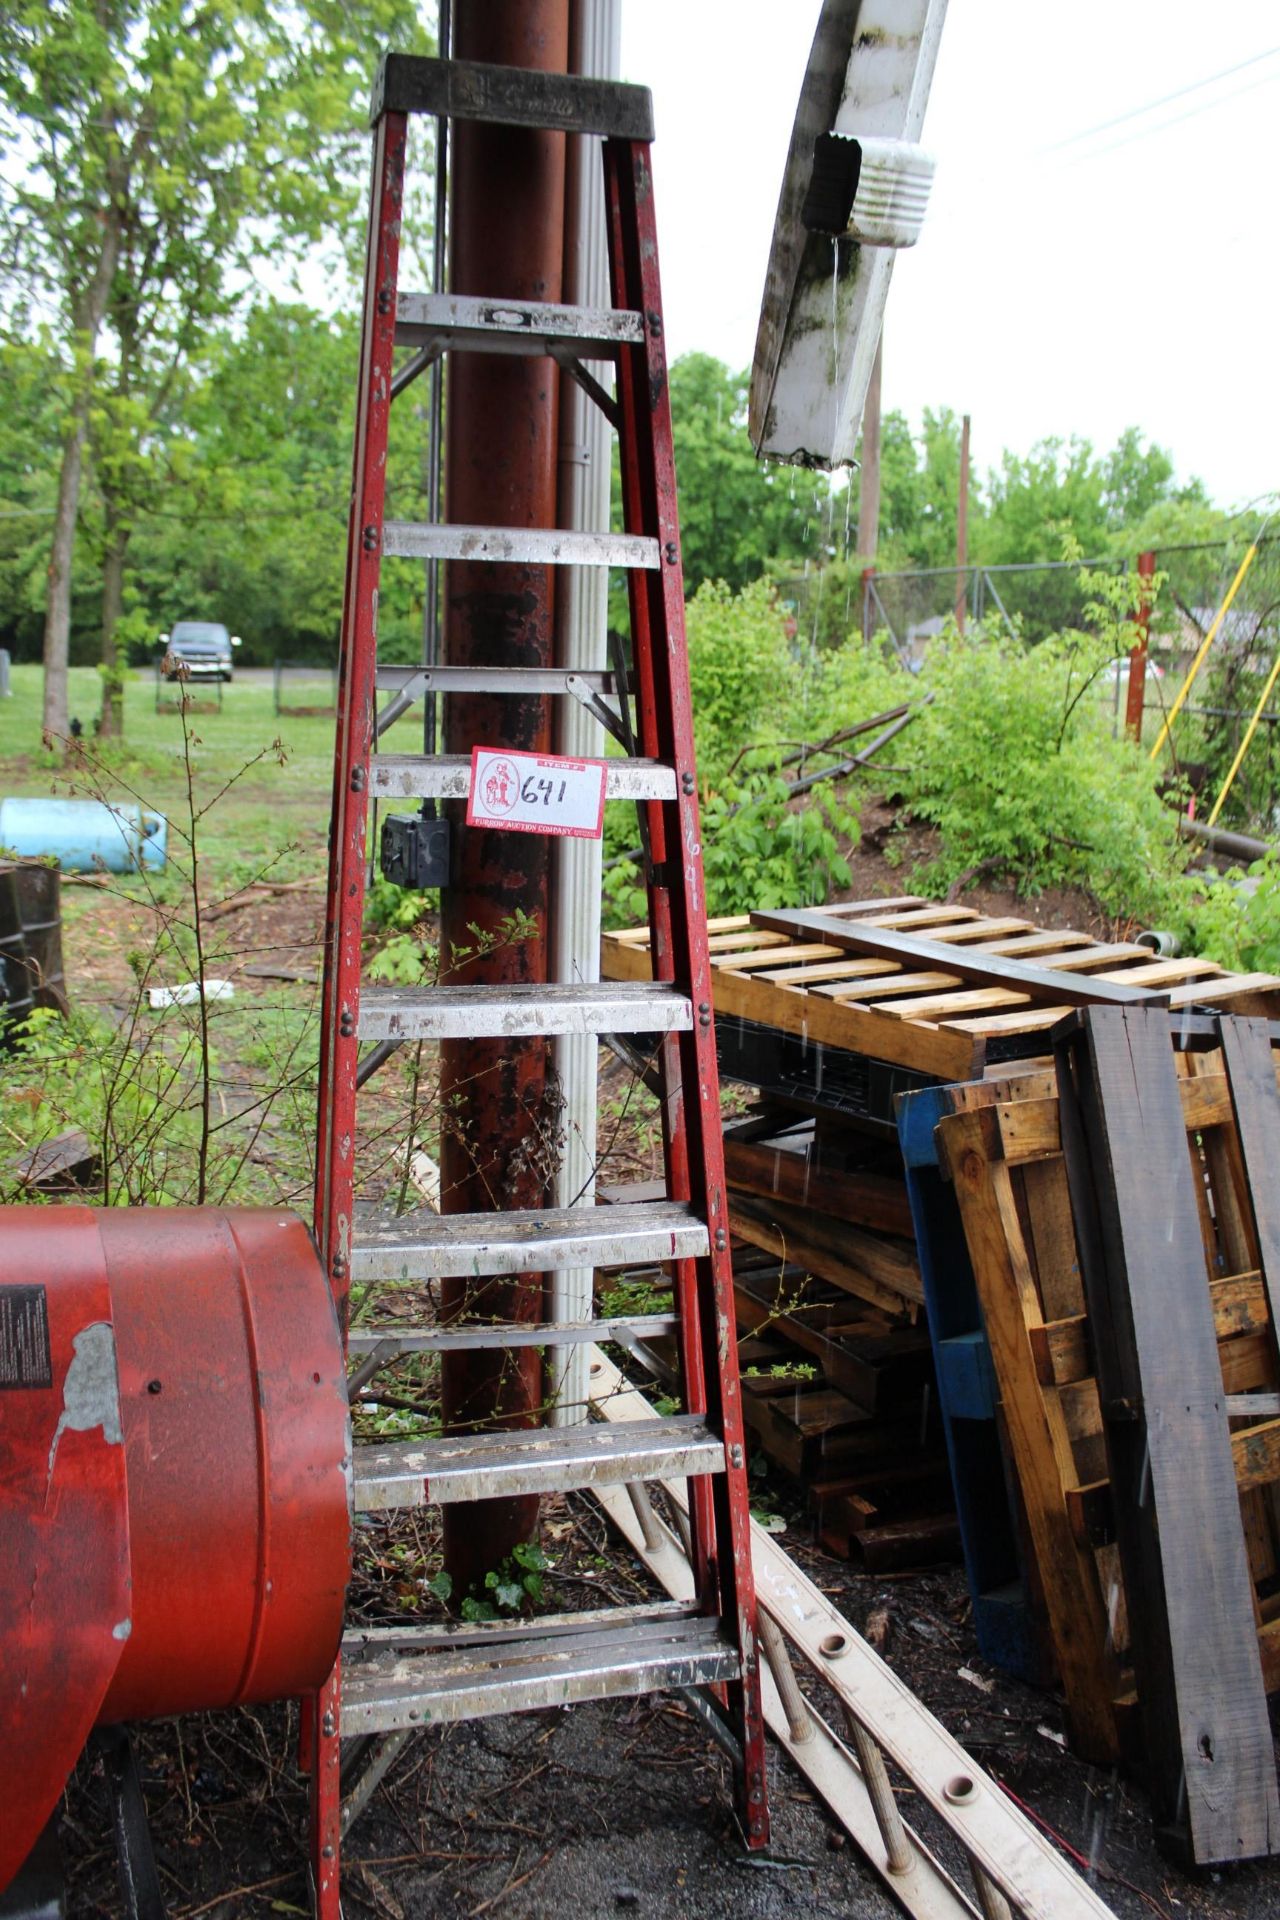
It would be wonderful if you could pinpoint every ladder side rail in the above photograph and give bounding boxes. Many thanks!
[314,112,408,1318]
[309,112,406,1920]
[602,141,718,1628]
[604,134,769,1850]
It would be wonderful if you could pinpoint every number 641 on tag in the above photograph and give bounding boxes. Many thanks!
[466,746,608,839]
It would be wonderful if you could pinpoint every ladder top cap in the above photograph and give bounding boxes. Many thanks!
[371,54,655,142]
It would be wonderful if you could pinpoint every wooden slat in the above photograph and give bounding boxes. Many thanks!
[722,1136,914,1238]
[1056,1007,1279,1865]
[751,908,1171,1008]
[728,1195,921,1318]
[706,929,793,955]
[1220,1018,1280,1361]
[1168,972,1280,1009]
[876,986,1031,1019]
[1032,1274,1270,1387]
[814,970,969,1003]
[944,1007,1066,1037]
[938,1106,1120,1763]
[715,941,840,972]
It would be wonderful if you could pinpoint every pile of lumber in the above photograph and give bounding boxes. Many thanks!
[936,1009,1280,1866]
[723,1114,958,1569]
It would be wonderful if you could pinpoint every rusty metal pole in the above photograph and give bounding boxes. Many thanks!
[438,0,571,1592]
[1125,548,1156,742]
[954,411,970,633]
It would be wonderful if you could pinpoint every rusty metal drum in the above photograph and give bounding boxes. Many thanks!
[0,1206,351,1891]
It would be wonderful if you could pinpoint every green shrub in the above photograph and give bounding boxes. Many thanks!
[1186,852,1280,972]
[897,586,1192,927]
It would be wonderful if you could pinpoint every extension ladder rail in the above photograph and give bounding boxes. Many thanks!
[591,1351,1120,1920]
[308,51,769,1915]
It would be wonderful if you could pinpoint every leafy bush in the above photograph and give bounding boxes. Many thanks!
[700,776,855,915]
[1186,853,1280,972]
[686,577,796,780]
[896,572,1193,926]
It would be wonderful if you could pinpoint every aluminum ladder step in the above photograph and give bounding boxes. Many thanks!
[358,981,691,1043]
[369,752,675,802]
[373,55,654,142]
[348,1313,676,1362]
[382,522,658,569]
[353,1415,724,1511]
[349,1199,708,1282]
[376,664,616,697]
[340,1606,736,1736]
[395,291,643,359]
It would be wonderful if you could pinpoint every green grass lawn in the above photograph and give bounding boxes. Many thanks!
[0,664,439,1209]
[0,663,428,890]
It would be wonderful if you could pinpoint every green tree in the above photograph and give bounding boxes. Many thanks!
[669,354,823,594]
[0,0,427,738]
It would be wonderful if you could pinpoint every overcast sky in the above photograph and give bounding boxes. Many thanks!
[618,2,1279,512]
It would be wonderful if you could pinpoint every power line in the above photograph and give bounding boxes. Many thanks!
[1053,66,1280,169]
[1040,42,1280,155]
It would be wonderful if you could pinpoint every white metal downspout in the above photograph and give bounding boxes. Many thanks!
[549,0,621,1426]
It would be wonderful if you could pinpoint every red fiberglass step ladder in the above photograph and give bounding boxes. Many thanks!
[306,52,770,1912]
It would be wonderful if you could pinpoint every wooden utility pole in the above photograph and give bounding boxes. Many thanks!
[954,411,970,632]
[855,335,882,561]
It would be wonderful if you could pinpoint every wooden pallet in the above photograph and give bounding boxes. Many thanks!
[603,897,1280,1081]
[1053,1009,1280,1866]
[935,1037,1280,1807]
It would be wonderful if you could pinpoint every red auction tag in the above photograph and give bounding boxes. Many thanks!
[466,747,607,839]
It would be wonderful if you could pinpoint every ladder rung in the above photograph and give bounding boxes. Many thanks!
[372,55,655,142]
[382,522,659,569]
[369,753,676,802]
[353,1415,724,1511]
[341,1610,736,1735]
[349,1200,708,1282]
[376,664,614,697]
[358,981,691,1042]
[396,292,643,359]
[348,1313,677,1359]
[346,1598,696,1656]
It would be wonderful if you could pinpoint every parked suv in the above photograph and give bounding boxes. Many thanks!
[161,621,240,682]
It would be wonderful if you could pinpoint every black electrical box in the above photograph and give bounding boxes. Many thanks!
[380,812,451,890]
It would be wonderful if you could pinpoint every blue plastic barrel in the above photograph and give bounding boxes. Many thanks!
[0,797,168,872]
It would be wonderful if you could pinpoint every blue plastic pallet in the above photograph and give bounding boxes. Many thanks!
[896,1083,1050,1686]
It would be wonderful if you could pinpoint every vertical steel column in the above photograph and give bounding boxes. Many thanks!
[1125,548,1155,742]
[548,0,620,1429]
[438,0,571,1591]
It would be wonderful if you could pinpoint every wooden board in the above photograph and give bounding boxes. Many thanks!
[1055,1008,1280,1866]
[751,906,1173,1007]
[602,897,1280,1082]
[936,1034,1280,1820]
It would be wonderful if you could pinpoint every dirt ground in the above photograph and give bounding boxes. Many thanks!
[41,810,1280,1920]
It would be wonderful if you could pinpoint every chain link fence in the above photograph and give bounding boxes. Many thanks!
[856,539,1280,830]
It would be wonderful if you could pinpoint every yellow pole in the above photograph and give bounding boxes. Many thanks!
[1206,647,1280,827]
[1148,542,1259,761]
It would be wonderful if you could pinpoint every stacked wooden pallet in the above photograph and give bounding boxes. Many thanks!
[603,896,1280,1087]
[936,1014,1280,1865]
[713,1104,953,1565]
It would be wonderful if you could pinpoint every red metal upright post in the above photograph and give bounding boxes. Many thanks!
[954,411,970,633]
[1125,548,1156,742]
[438,0,571,1592]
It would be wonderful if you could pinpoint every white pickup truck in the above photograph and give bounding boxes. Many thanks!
[160,620,241,682]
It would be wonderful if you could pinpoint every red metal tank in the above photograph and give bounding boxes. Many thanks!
[0,1206,351,1892]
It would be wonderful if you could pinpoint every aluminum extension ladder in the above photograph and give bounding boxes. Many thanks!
[304,52,770,1915]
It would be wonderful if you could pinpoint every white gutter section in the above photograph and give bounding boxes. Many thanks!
[750,0,948,470]
[549,0,621,1427]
